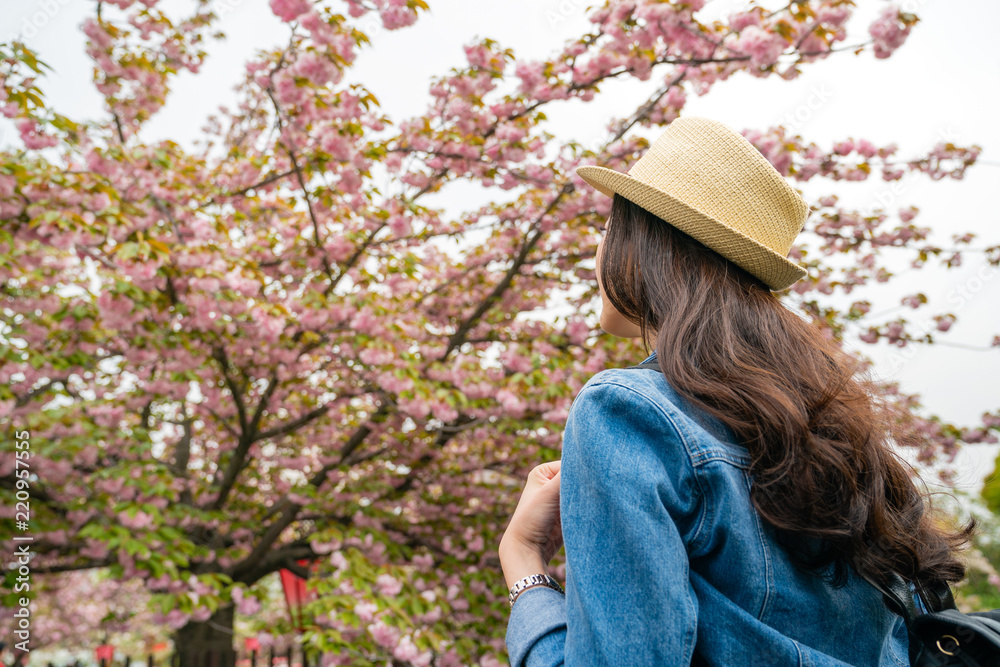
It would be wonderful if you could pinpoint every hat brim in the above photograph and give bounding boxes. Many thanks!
[575,165,807,291]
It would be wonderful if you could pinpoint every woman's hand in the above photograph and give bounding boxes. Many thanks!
[498,460,563,590]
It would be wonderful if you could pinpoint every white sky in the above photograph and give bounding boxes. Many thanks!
[3,0,999,496]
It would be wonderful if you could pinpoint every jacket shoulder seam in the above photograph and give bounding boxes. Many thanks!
[585,373,751,469]
[576,378,710,550]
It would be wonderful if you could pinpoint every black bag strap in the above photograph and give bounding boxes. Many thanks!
[627,359,662,371]
[861,571,923,625]
[916,578,958,612]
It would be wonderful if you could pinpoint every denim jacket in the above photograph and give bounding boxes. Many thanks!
[505,352,912,666]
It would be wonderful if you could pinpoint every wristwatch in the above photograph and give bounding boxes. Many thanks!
[508,573,565,607]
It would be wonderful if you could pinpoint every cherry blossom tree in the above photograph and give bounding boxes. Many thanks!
[1,0,998,664]
[0,570,169,663]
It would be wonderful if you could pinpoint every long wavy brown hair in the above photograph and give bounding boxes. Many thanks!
[598,193,975,603]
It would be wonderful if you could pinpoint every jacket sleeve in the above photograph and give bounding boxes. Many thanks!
[504,376,703,666]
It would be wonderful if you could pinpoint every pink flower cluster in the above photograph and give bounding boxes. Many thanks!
[80,8,206,138]
[14,117,58,150]
[910,142,982,180]
[733,25,786,69]
[269,0,311,23]
[869,6,914,59]
[741,124,975,187]
[378,0,420,31]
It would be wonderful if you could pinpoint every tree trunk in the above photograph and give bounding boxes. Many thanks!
[173,604,237,667]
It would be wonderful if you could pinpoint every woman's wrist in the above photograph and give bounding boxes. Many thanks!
[499,539,548,590]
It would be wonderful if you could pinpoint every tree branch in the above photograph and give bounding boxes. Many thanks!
[254,403,330,442]
[228,407,386,580]
[211,168,296,202]
[441,182,574,360]
[15,376,71,408]
[264,87,339,288]
[211,344,248,433]
[210,371,280,510]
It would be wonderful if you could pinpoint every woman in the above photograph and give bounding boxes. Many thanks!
[498,117,974,666]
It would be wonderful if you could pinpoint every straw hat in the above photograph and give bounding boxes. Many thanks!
[575,117,810,291]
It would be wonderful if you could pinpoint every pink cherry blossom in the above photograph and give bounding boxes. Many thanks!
[379,0,419,30]
[355,601,378,622]
[375,573,404,596]
[869,6,914,59]
[368,620,401,649]
[394,635,432,666]
[833,139,855,155]
[935,315,955,332]
[732,25,785,68]
[860,329,879,344]
[728,11,762,32]
[269,0,311,23]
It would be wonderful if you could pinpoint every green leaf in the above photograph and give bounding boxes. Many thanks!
[982,452,1000,514]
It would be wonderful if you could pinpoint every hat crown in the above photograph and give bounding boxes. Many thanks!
[574,116,810,291]
[627,117,808,257]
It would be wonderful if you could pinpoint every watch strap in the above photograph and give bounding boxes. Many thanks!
[508,573,565,607]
